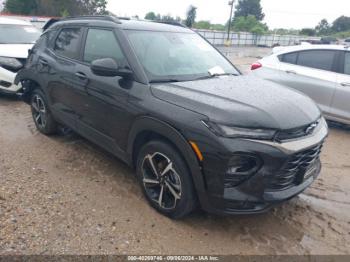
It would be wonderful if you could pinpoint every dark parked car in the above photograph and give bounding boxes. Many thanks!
[15,16,328,218]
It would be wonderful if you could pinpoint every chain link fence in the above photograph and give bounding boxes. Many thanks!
[194,29,320,47]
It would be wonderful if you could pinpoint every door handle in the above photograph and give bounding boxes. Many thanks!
[340,82,350,87]
[285,70,297,74]
[39,58,48,66]
[75,72,87,80]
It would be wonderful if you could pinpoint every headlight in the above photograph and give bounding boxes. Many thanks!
[203,121,276,140]
[0,57,23,70]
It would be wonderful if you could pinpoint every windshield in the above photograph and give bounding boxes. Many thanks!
[126,30,239,82]
[0,24,41,44]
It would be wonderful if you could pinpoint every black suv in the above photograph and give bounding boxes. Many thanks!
[16,16,328,218]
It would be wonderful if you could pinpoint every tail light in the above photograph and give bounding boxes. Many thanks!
[251,62,262,70]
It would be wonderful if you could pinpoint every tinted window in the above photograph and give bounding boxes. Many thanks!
[280,52,298,64]
[344,52,350,75]
[34,30,56,51]
[297,50,336,71]
[83,29,126,66]
[54,28,82,59]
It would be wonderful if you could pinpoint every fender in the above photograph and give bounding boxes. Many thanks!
[14,69,44,102]
[127,116,209,205]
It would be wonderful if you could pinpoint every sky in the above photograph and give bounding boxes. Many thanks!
[107,0,350,29]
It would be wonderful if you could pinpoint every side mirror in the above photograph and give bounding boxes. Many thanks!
[91,58,133,79]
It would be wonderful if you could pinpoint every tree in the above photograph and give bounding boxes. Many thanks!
[3,0,107,16]
[3,0,37,15]
[145,11,157,20]
[185,5,197,27]
[332,16,350,32]
[210,24,225,31]
[234,0,264,21]
[233,15,267,33]
[161,14,177,22]
[195,20,211,29]
[315,19,331,36]
[300,28,316,36]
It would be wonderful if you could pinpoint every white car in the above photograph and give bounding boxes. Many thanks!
[251,44,350,125]
[0,17,41,94]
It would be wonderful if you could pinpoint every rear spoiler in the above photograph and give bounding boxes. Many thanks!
[42,18,60,31]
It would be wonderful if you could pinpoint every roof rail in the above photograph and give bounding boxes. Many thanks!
[61,15,121,23]
[43,15,121,30]
[153,20,187,28]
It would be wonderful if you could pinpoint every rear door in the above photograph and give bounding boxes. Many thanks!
[278,50,338,114]
[331,51,350,123]
[48,26,85,129]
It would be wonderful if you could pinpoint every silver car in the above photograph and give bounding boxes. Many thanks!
[251,44,350,125]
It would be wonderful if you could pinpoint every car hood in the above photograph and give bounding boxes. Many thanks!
[151,75,321,130]
[0,44,33,58]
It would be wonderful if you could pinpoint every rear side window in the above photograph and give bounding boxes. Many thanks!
[83,28,126,66]
[297,50,336,71]
[344,52,350,75]
[280,52,298,64]
[34,30,56,51]
[54,28,83,59]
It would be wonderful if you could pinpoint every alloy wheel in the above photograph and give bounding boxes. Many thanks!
[32,95,47,129]
[141,152,182,210]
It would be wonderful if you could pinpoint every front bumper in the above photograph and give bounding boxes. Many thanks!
[196,118,328,215]
[0,67,22,94]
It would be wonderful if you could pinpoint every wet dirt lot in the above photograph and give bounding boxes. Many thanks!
[0,47,350,255]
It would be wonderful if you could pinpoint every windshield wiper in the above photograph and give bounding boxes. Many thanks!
[149,79,181,83]
[194,73,238,81]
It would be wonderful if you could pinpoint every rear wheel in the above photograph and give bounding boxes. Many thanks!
[30,89,58,135]
[136,140,197,219]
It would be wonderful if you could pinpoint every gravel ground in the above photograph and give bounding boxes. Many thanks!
[0,47,350,255]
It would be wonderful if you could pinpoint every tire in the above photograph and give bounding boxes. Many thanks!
[136,140,197,219]
[30,89,58,135]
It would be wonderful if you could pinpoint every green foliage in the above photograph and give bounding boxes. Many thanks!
[331,31,350,39]
[193,21,225,31]
[185,5,197,28]
[234,0,264,21]
[233,15,267,34]
[3,0,107,16]
[195,20,210,29]
[300,28,317,36]
[272,28,300,35]
[145,11,157,20]
[332,16,350,32]
[3,0,37,15]
[315,19,331,36]
[210,24,225,31]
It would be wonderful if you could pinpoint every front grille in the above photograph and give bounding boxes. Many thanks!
[275,119,320,142]
[268,143,323,191]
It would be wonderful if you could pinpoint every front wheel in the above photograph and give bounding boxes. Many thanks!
[30,89,58,135]
[136,140,197,219]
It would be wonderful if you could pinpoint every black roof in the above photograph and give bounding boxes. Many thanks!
[45,15,192,33]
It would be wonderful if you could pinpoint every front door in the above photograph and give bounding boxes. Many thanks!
[74,28,135,156]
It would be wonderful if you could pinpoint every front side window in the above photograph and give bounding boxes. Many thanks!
[54,28,82,59]
[297,50,336,71]
[84,29,126,67]
[126,30,239,82]
[344,52,350,75]
[0,24,41,44]
[83,28,127,67]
